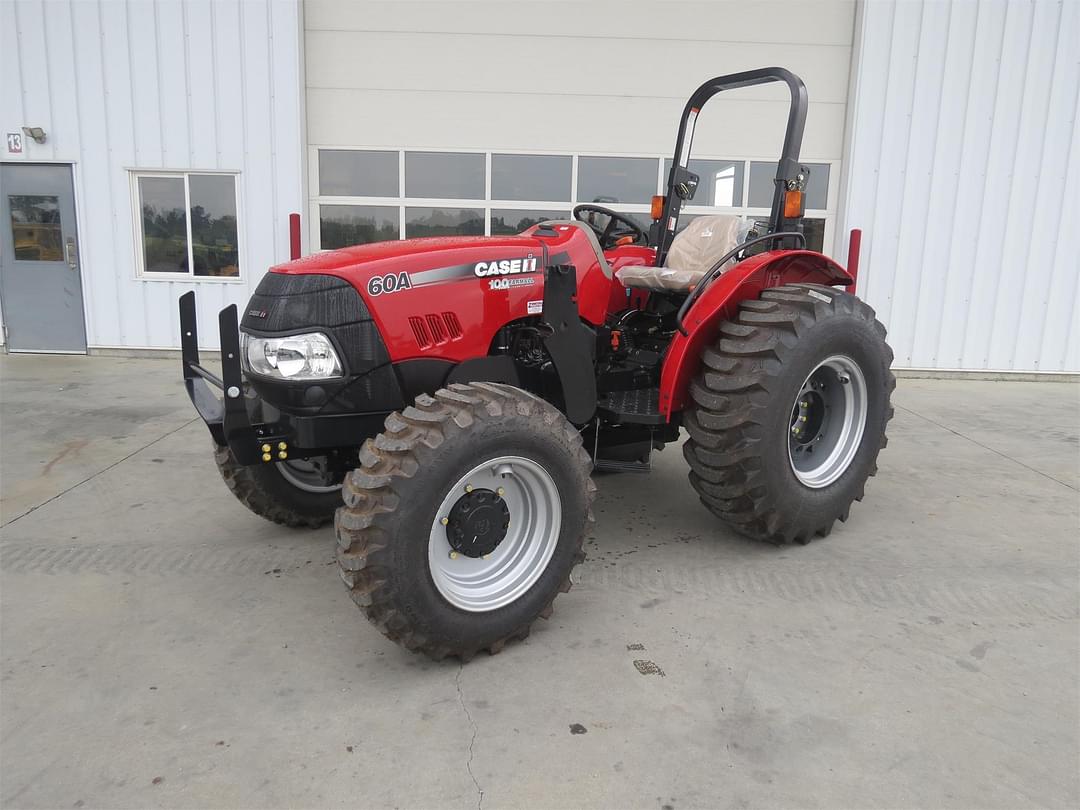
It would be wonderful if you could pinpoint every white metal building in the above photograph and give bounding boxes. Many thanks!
[1,0,1076,374]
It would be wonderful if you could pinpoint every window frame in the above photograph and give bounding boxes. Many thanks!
[308,146,839,255]
[129,169,245,283]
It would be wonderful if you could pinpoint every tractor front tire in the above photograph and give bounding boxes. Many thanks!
[336,383,595,660]
[684,284,894,544]
[214,444,342,529]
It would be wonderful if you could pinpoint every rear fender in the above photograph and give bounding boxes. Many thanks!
[658,250,853,418]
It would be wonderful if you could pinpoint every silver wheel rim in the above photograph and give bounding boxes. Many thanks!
[428,456,562,613]
[276,457,342,493]
[788,354,868,488]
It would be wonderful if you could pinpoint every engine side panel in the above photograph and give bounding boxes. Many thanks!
[659,250,853,417]
[268,229,617,362]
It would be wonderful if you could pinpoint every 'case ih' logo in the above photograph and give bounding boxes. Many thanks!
[473,255,538,278]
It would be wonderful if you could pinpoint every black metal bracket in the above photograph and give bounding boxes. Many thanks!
[541,264,597,425]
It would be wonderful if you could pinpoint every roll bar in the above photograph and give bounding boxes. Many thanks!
[655,67,808,266]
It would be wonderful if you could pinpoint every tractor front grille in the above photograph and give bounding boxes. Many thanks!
[240,271,403,414]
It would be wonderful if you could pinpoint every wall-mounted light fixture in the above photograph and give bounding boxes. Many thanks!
[21,126,47,144]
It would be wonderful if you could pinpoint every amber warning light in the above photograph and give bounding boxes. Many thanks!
[783,189,804,219]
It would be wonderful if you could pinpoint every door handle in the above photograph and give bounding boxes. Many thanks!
[65,237,77,270]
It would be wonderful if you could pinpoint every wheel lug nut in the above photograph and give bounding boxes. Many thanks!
[496,487,505,497]
[464,484,473,493]
[839,374,850,384]
[440,517,449,525]
[800,416,807,422]
[792,426,800,434]
[449,551,459,560]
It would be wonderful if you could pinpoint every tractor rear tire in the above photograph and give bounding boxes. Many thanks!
[214,444,342,529]
[335,383,595,660]
[684,284,894,544]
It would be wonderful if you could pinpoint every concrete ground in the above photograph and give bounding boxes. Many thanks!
[0,354,1077,810]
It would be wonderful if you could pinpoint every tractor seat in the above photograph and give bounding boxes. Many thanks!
[616,214,743,292]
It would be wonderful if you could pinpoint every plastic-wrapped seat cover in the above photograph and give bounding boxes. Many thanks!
[616,214,743,292]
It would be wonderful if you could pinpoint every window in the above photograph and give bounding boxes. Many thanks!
[491,154,572,201]
[490,209,567,236]
[405,152,485,199]
[319,150,398,197]
[577,156,656,204]
[320,205,398,248]
[748,161,830,210]
[664,159,744,207]
[405,208,484,238]
[803,218,826,252]
[134,172,240,278]
[9,195,62,260]
[310,150,839,252]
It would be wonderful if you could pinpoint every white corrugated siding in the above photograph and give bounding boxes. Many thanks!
[839,0,1079,373]
[0,0,305,349]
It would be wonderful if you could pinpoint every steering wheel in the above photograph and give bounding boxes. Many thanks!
[572,204,648,250]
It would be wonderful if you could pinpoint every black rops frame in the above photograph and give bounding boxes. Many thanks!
[655,67,809,266]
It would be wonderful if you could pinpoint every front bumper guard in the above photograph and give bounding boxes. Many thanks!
[179,292,385,466]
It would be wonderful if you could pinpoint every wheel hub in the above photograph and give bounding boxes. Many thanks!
[445,488,510,558]
[787,355,869,489]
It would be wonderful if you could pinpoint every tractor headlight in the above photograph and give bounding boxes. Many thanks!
[241,332,343,381]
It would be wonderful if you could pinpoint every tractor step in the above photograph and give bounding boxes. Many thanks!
[597,387,665,425]
[594,456,652,474]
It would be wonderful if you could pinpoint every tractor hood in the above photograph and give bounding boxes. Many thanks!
[268,235,545,283]
[250,227,618,370]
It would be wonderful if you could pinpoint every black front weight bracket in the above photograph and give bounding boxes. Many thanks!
[179,292,290,466]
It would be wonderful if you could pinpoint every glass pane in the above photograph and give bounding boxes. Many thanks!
[9,195,62,261]
[577,157,657,204]
[319,150,398,197]
[189,174,239,277]
[405,152,485,199]
[139,176,188,273]
[491,154,572,201]
[490,209,567,235]
[748,161,831,210]
[320,205,399,248]
[664,159,744,206]
[803,218,826,252]
[404,207,484,238]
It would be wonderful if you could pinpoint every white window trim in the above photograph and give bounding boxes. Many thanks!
[308,147,839,254]
[129,169,245,283]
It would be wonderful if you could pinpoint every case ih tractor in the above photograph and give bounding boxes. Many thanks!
[180,69,894,660]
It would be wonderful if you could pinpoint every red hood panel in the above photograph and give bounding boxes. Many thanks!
[260,229,624,364]
[270,236,541,275]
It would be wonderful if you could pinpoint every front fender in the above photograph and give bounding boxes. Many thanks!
[658,250,853,418]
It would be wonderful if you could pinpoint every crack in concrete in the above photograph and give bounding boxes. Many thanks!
[896,404,1077,491]
[1,418,199,528]
[455,664,484,810]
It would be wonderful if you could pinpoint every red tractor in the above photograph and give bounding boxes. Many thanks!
[180,68,894,659]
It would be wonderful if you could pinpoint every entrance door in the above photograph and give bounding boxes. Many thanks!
[0,163,87,352]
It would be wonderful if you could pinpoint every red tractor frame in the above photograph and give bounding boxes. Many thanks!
[180,68,894,659]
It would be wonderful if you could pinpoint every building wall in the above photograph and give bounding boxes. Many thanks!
[839,0,1079,373]
[303,0,856,252]
[0,0,305,350]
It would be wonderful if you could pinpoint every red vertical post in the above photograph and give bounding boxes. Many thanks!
[289,213,301,260]
[845,228,861,294]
